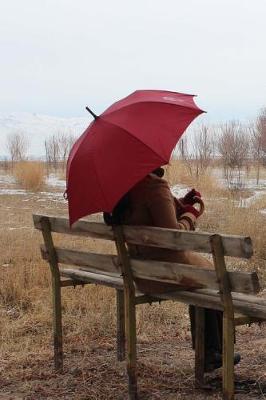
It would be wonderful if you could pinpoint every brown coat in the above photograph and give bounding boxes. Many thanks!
[122,174,212,293]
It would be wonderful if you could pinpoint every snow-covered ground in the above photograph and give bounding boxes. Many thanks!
[0,171,265,212]
[213,167,266,190]
[0,173,66,202]
[46,173,66,189]
[172,180,266,215]
[240,190,266,208]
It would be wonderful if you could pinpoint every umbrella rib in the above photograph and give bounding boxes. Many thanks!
[100,117,170,164]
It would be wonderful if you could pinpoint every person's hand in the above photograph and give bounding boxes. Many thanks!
[179,188,205,217]
[174,192,204,219]
[181,188,201,205]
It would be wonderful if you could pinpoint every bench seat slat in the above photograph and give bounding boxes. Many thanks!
[60,267,123,289]
[33,214,253,259]
[59,268,266,319]
[41,245,260,294]
[155,289,266,320]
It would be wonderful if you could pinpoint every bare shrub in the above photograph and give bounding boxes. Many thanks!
[14,161,45,191]
[177,125,215,179]
[45,131,75,171]
[191,124,215,176]
[217,121,249,188]
[250,107,266,184]
[44,134,60,171]
[6,132,29,167]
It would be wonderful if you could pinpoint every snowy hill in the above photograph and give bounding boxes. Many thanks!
[0,112,91,158]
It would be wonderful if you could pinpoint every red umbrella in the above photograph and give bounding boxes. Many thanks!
[66,90,205,225]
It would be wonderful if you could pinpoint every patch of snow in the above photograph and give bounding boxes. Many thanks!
[8,226,31,230]
[0,188,27,195]
[260,209,266,215]
[0,186,66,203]
[240,190,266,208]
[0,174,15,184]
[171,184,189,198]
[46,174,66,189]
[244,179,266,190]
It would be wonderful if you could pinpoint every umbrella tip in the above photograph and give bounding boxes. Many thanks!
[86,106,98,119]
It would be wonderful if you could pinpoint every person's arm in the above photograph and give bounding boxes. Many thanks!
[147,178,196,230]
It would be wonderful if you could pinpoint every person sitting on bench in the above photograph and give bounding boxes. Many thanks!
[104,167,241,372]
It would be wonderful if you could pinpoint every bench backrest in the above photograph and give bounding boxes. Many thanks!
[33,214,259,295]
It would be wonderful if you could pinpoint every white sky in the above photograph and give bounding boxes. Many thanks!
[0,0,265,121]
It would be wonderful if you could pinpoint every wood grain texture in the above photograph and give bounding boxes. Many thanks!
[33,214,253,258]
[40,245,260,294]
[211,234,235,400]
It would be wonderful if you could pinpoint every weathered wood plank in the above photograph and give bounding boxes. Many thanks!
[113,226,138,400]
[130,259,259,294]
[60,268,123,289]
[154,289,266,320]
[59,266,266,319]
[33,214,114,240]
[211,234,235,400]
[60,279,88,287]
[199,289,266,308]
[41,246,260,294]
[40,217,63,371]
[123,225,253,259]
[33,214,253,258]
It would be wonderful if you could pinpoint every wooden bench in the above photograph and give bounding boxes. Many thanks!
[33,214,266,400]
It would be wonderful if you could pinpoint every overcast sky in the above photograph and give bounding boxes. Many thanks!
[0,0,265,122]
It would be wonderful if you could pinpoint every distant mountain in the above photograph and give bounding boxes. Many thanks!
[0,112,90,158]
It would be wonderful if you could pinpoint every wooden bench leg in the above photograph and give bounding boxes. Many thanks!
[124,290,137,399]
[195,306,205,388]
[116,289,125,361]
[222,313,235,400]
[114,226,138,399]
[52,274,63,371]
[210,234,235,400]
[40,217,63,371]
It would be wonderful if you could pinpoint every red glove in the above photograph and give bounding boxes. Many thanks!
[175,190,204,219]
[181,188,201,205]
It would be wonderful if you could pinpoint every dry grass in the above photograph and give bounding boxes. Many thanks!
[0,168,266,399]
[165,160,227,198]
[13,161,45,191]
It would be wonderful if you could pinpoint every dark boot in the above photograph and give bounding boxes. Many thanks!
[189,305,223,352]
[205,352,241,372]
[189,305,241,372]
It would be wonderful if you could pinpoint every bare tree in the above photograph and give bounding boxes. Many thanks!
[192,124,215,177]
[217,121,249,187]
[176,134,194,176]
[45,134,60,170]
[45,131,76,171]
[57,132,76,168]
[6,132,29,167]
[249,107,266,184]
[177,125,214,178]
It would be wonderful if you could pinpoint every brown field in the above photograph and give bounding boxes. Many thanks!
[0,163,266,399]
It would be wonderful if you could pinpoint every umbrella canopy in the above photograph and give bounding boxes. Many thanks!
[66,90,205,225]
